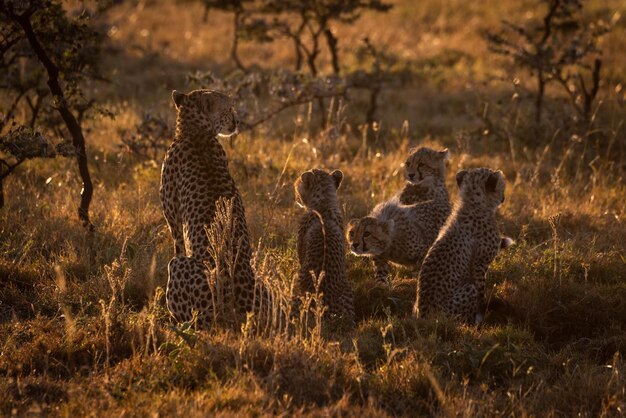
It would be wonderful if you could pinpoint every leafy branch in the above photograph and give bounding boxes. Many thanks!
[0,0,106,229]
[0,126,74,208]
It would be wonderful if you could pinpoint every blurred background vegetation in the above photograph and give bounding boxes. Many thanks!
[0,0,625,415]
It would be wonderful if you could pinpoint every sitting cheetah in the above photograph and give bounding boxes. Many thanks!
[160,89,257,328]
[399,146,450,204]
[294,169,355,325]
[346,147,451,287]
[414,167,507,324]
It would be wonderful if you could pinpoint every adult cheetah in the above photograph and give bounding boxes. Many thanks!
[160,89,256,328]
[294,169,355,326]
[414,167,507,324]
[346,147,452,287]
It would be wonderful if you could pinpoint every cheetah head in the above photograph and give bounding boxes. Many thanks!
[455,167,505,211]
[294,169,343,211]
[172,89,238,138]
[404,147,449,186]
[346,216,394,257]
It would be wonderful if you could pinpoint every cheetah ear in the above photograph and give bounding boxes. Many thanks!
[347,219,359,230]
[439,148,450,161]
[456,169,468,188]
[203,91,219,112]
[330,169,343,189]
[172,90,186,109]
[301,171,314,185]
[485,172,501,193]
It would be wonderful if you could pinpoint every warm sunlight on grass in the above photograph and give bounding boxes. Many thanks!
[1,0,625,416]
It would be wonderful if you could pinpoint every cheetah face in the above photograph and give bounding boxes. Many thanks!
[404,147,449,185]
[294,169,343,211]
[346,217,394,257]
[455,167,505,211]
[172,89,239,137]
[215,108,239,138]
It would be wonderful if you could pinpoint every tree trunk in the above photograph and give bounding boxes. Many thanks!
[317,97,326,127]
[292,18,307,72]
[583,58,602,122]
[306,50,319,76]
[203,1,209,22]
[305,21,320,76]
[366,84,381,126]
[294,39,303,71]
[231,11,246,72]
[14,11,94,230]
[535,70,544,124]
[324,28,340,74]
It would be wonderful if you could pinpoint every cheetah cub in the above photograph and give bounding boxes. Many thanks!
[414,167,507,324]
[398,147,450,205]
[346,147,451,287]
[294,169,355,325]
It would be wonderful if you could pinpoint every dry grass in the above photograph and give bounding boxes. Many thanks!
[1,0,626,416]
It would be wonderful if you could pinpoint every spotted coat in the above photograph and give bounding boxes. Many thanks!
[414,167,506,324]
[160,89,256,328]
[295,169,355,325]
[347,147,451,287]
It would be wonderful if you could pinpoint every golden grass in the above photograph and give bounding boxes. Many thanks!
[1,0,625,415]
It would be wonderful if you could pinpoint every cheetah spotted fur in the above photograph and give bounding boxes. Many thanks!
[160,89,257,328]
[347,147,452,287]
[414,167,507,324]
[294,169,355,325]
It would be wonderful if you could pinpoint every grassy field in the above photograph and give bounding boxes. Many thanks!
[1,0,626,415]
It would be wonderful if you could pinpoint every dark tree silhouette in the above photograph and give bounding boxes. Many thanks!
[248,0,392,75]
[201,0,253,72]
[486,0,609,124]
[0,0,106,229]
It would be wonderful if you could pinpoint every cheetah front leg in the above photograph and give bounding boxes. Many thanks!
[373,258,391,289]
[161,200,186,256]
[469,260,491,324]
[451,282,480,324]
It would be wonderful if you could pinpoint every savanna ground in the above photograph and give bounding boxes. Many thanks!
[1,0,626,416]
